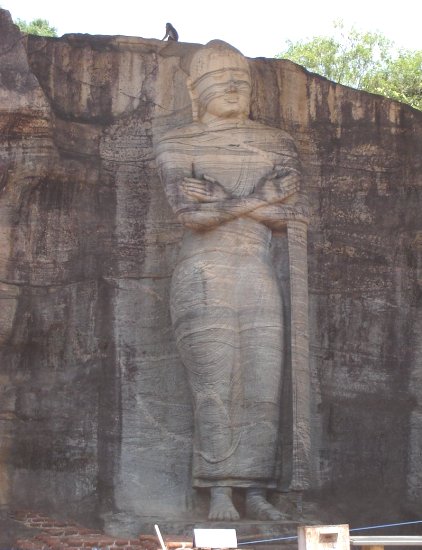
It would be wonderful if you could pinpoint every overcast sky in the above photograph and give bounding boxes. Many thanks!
[2,0,421,59]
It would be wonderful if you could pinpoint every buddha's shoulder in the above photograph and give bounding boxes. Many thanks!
[246,119,293,139]
[158,122,205,142]
[156,120,296,150]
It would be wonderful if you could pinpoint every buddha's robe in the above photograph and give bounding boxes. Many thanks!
[156,119,302,487]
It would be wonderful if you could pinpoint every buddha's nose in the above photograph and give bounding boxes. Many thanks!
[227,80,237,91]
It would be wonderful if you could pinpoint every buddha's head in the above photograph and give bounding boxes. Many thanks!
[188,40,251,123]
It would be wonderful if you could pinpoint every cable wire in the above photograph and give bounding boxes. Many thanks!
[237,519,422,546]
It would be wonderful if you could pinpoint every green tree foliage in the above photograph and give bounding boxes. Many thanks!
[15,17,57,37]
[277,21,422,111]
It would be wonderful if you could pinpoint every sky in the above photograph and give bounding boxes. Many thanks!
[2,0,421,59]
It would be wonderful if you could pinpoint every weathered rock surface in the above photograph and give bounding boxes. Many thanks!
[0,7,422,538]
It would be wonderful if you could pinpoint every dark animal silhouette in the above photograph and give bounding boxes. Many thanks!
[162,22,178,41]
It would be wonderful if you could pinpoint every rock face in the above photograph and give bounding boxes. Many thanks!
[0,8,422,535]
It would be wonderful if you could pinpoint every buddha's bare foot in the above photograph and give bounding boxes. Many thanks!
[209,487,240,521]
[245,488,284,521]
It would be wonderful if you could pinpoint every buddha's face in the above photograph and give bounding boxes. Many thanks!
[192,65,251,122]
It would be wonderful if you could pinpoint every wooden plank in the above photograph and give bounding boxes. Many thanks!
[298,524,350,550]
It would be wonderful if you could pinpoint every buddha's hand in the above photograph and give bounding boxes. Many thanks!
[255,166,299,203]
[182,174,229,203]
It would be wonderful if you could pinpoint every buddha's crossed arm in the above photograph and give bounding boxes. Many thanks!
[156,130,305,230]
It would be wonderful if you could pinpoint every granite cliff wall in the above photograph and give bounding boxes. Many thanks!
[1,8,422,534]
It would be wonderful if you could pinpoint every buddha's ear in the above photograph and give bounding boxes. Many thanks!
[187,77,199,122]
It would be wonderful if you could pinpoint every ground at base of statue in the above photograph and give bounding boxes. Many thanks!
[137,519,300,538]
[6,510,308,550]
